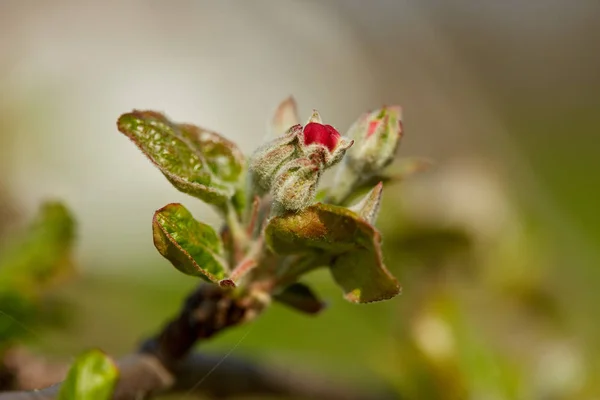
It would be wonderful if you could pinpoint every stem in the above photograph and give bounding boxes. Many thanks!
[225,201,249,263]
[229,235,266,283]
[326,164,360,205]
[229,259,257,282]
[246,196,260,236]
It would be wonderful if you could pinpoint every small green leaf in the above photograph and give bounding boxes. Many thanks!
[58,349,118,400]
[266,203,400,303]
[152,203,228,283]
[331,248,400,303]
[117,111,244,208]
[273,282,326,315]
[349,182,383,224]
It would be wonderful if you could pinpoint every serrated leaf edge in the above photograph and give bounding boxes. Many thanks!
[117,111,233,203]
[152,205,228,283]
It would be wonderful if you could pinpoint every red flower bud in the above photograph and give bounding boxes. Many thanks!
[303,123,341,152]
[249,108,353,212]
[298,110,353,168]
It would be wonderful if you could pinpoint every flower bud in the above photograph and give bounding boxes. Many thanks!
[344,106,403,175]
[271,157,321,212]
[299,110,354,168]
[249,109,353,204]
[248,125,302,194]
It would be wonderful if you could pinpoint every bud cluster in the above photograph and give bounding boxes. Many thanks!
[117,98,407,306]
[249,110,353,211]
[249,100,404,212]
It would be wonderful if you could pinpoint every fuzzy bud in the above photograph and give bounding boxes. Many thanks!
[344,106,403,175]
[248,125,302,194]
[249,109,353,211]
[271,158,321,212]
[300,110,354,168]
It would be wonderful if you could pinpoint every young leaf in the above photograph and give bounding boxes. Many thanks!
[349,182,383,224]
[58,349,118,400]
[331,248,401,303]
[152,203,228,283]
[266,203,400,303]
[265,203,375,254]
[117,111,244,208]
[273,282,326,315]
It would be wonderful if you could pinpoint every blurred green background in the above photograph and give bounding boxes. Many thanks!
[1,1,599,399]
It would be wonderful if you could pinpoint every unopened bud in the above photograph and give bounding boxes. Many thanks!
[300,110,354,168]
[249,109,353,209]
[344,106,403,175]
[249,125,301,194]
[271,158,321,212]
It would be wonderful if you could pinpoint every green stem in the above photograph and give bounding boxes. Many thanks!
[326,164,360,206]
[225,201,249,249]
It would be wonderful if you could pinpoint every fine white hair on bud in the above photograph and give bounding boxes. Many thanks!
[248,126,301,194]
[344,105,403,175]
[249,109,354,213]
[271,158,321,212]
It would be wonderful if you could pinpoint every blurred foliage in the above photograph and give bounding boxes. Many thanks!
[370,165,592,400]
[0,201,76,349]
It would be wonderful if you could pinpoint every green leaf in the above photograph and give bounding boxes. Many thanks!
[117,111,245,208]
[152,203,228,283]
[331,248,401,303]
[266,203,375,254]
[58,349,118,400]
[266,203,400,303]
[349,182,383,224]
[0,201,76,344]
[273,282,326,315]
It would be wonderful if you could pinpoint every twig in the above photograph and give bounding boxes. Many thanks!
[0,284,395,400]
